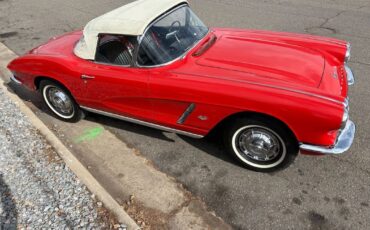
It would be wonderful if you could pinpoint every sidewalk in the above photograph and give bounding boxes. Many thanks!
[0,86,126,229]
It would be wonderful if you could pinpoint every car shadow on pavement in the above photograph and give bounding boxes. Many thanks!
[7,81,43,103]
[179,133,238,165]
[0,174,18,229]
[87,113,239,166]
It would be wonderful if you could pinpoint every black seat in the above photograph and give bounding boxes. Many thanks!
[96,40,132,66]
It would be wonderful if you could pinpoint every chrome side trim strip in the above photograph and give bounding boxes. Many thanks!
[177,103,196,124]
[300,120,355,155]
[80,106,204,139]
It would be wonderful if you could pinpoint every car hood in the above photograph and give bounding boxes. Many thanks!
[195,30,326,88]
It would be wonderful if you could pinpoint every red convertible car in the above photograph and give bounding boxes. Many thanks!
[7,0,355,171]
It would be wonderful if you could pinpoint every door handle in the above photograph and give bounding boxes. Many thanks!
[81,75,95,80]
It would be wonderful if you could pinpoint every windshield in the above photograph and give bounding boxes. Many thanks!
[137,5,209,66]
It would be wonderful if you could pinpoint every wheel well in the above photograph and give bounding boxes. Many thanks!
[34,76,76,101]
[211,111,298,144]
[34,76,64,90]
[34,76,49,90]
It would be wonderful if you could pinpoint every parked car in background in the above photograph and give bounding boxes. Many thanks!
[7,0,355,172]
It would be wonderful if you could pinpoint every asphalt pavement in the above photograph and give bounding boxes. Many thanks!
[1,0,370,229]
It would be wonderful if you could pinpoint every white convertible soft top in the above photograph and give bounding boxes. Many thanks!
[74,0,188,60]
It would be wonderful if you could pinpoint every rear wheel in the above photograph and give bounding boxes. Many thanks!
[224,117,298,172]
[40,80,84,122]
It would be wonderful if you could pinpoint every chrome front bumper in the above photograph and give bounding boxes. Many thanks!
[300,120,355,155]
[345,65,355,85]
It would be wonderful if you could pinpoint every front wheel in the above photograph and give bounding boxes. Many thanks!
[40,80,84,122]
[224,117,298,172]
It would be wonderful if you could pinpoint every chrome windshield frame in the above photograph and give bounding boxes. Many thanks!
[134,4,210,69]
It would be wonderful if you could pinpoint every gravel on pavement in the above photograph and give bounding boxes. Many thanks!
[0,87,126,229]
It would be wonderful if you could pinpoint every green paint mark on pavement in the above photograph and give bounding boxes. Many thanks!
[75,127,104,143]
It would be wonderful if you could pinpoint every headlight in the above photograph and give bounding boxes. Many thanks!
[345,43,351,63]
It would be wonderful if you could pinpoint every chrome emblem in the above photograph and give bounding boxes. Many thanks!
[332,67,338,79]
[198,115,208,121]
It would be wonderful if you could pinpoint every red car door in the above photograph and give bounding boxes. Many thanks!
[78,61,153,122]
[147,65,217,136]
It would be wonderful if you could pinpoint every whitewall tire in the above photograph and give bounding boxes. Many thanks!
[225,117,298,172]
[40,80,84,122]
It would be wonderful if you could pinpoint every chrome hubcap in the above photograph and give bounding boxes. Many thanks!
[47,87,74,115]
[237,127,281,162]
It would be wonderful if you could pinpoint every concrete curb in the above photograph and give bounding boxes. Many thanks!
[0,43,139,230]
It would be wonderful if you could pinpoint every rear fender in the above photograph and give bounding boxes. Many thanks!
[7,55,84,99]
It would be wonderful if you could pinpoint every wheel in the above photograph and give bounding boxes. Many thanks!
[224,117,298,172]
[40,80,84,122]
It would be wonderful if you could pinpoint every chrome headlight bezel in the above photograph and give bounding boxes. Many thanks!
[345,43,351,63]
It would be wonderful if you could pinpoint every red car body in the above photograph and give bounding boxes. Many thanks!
[8,27,353,153]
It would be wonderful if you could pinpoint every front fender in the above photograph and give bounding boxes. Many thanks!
[197,82,344,147]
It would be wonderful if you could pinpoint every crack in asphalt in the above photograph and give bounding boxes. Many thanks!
[304,9,370,40]
[0,31,18,38]
[304,10,347,35]
[357,4,369,10]
[319,10,346,28]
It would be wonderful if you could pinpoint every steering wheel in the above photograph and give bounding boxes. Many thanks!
[169,21,181,33]
[166,21,181,43]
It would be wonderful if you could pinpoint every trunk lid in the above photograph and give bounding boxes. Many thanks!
[28,31,82,57]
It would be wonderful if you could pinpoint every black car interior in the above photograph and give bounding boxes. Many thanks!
[95,35,136,66]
